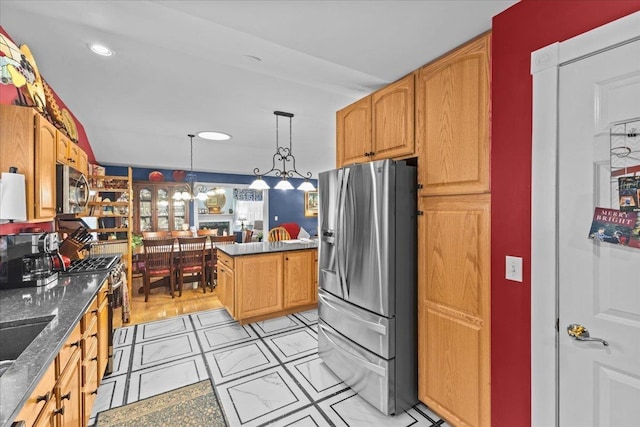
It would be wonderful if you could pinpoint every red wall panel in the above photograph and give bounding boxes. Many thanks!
[491,1,640,426]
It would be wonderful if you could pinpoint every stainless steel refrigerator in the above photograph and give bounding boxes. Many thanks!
[318,159,417,415]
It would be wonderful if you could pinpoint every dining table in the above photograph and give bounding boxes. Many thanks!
[132,240,218,293]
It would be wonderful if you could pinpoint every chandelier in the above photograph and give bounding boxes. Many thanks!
[249,111,316,191]
[173,134,208,201]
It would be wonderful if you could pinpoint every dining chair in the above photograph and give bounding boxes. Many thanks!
[209,235,237,289]
[268,226,291,241]
[197,229,218,293]
[142,230,170,239]
[141,237,176,302]
[176,236,207,296]
[171,230,193,238]
[242,229,253,243]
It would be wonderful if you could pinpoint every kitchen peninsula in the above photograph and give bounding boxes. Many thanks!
[216,240,318,324]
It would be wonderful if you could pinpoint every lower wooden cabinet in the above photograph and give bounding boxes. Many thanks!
[418,194,491,427]
[55,351,82,427]
[284,250,315,308]
[236,253,284,319]
[13,280,110,427]
[218,249,318,323]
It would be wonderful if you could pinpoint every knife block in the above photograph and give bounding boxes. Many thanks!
[59,236,88,260]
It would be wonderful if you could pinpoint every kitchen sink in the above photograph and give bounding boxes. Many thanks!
[0,316,55,367]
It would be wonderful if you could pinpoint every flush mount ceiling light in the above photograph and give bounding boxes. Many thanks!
[88,43,113,56]
[249,111,315,192]
[197,131,232,141]
[172,134,208,201]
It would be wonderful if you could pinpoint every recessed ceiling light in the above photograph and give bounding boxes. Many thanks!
[89,44,113,56]
[197,131,232,141]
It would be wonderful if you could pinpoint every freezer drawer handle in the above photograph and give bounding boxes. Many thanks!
[319,293,386,334]
[320,323,386,377]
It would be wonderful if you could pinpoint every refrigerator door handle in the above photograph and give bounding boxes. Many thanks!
[319,323,386,377]
[318,292,386,335]
[337,168,350,297]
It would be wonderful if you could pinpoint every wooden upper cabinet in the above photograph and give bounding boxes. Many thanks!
[35,114,58,220]
[372,73,415,160]
[336,96,371,167]
[56,132,71,164]
[76,148,89,176]
[0,105,57,221]
[416,33,490,196]
[336,73,415,168]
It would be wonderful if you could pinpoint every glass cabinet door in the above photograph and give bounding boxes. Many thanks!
[138,187,153,232]
[155,187,170,231]
[173,199,186,231]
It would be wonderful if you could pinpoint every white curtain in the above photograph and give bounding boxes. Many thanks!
[234,200,263,226]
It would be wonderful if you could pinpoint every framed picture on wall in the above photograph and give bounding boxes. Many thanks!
[305,191,318,217]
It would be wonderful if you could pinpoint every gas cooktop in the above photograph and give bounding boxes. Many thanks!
[63,256,119,274]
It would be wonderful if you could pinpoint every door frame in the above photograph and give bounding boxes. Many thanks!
[530,11,640,427]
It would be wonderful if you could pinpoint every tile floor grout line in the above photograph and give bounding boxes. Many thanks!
[187,310,232,427]
[120,323,137,407]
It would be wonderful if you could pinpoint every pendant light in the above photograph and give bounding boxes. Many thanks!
[173,134,208,201]
[249,111,315,191]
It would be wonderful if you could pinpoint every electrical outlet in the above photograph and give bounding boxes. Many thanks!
[506,256,523,282]
[274,215,278,221]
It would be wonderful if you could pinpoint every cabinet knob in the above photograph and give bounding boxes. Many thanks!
[53,407,65,415]
[36,392,50,403]
[61,392,71,401]
[91,356,98,362]
[92,309,99,315]
[91,333,98,339]
[69,340,81,348]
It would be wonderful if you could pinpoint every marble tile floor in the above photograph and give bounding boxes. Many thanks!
[90,308,450,427]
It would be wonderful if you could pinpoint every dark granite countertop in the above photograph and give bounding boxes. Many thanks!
[217,240,318,257]
[0,271,110,427]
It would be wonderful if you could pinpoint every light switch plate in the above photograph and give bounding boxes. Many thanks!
[506,256,523,282]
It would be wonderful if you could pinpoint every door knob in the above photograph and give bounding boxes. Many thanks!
[566,324,608,346]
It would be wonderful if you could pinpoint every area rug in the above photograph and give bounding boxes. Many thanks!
[96,380,226,427]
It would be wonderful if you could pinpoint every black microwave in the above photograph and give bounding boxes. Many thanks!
[56,164,89,214]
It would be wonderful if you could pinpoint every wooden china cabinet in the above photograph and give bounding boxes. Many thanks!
[132,182,190,234]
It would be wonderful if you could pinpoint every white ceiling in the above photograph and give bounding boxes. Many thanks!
[0,0,516,177]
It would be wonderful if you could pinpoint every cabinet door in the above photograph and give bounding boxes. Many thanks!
[313,253,318,303]
[14,360,56,427]
[33,396,57,427]
[136,185,153,233]
[236,253,283,319]
[56,350,82,427]
[68,140,81,169]
[34,114,57,219]
[155,186,170,231]
[218,265,235,318]
[172,198,187,231]
[336,96,372,167]
[284,250,315,308]
[416,34,490,196]
[56,132,71,164]
[0,105,35,220]
[97,298,109,381]
[372,73,415,160]
[76,148,88,177]
[418,194,490,427]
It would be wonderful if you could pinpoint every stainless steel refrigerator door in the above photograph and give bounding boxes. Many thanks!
[319,168,344,299]
[318,289,394,359]
[339,160,394,316]
[318,320,396,415]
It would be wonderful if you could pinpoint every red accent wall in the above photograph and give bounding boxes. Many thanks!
[491,1,640,426]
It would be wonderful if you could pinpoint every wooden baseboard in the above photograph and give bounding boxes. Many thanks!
[238,303,317,325]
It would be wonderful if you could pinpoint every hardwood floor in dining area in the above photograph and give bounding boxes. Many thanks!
[113,276,223,328]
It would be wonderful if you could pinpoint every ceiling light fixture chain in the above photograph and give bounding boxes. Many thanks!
[174,134,208,201]
[249,111,315,191]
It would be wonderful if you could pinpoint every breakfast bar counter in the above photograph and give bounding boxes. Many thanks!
[216,240,318,324]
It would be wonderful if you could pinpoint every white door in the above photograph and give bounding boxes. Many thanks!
[558,39,640,426]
